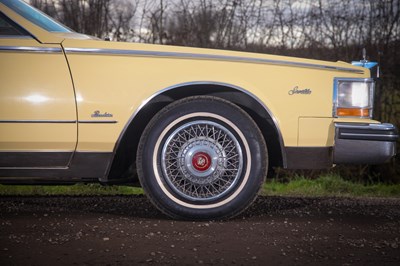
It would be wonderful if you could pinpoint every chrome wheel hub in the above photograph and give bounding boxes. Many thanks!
[191,151,212,172]
[161,120,243,201]
[179,137,225,185]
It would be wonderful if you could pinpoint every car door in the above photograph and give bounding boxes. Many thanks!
[0,12,77,168]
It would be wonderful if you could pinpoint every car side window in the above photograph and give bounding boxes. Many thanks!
[0,12,29,36]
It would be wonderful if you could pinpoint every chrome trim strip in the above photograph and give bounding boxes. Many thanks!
[335,122,397,131]
[0,150,74,153]
[0,120,76,123]
[0,46,62,53]
[340,133,398,140]
[78,120,118,124]
[108,81,287,178]
[0,36,33,39]
[65,47,363,74]
[0,120,118,124]
[0,167,69,170]
[74,150,113,153]
[335,123,399,142]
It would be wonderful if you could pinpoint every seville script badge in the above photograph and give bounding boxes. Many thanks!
[288,86,312,95]
[91,110,113,117]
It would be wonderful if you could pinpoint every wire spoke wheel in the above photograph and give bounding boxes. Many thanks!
[161,120,243,201]
[137,96,267,220]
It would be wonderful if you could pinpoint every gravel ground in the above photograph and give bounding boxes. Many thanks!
[0,195,399,265]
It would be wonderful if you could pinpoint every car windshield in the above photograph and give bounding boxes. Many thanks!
[0,0,71,32]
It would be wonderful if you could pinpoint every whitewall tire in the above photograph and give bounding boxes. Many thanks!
[137,96,267,220]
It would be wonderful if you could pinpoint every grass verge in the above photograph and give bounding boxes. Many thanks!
[262,174,400,198]
[0,175,399,197]
[0,183,143,196]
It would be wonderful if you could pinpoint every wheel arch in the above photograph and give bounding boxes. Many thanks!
[104,82,286,183]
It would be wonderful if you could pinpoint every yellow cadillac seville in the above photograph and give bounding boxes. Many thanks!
[0,0,398,219]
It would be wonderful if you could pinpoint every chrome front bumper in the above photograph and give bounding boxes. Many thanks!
[333,123,398,164]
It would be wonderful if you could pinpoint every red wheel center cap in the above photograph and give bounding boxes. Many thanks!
[192,152,212,171]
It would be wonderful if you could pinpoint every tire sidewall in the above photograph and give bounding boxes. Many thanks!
[138,97,267,219]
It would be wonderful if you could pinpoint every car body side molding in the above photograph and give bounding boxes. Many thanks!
[0,46,62,53]
[64,47,364,74]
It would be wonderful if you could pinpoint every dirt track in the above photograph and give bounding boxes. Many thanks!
[0,195,399,265]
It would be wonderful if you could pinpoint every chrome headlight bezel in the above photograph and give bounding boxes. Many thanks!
[333,78,375,118]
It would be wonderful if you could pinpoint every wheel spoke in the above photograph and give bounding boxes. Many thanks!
[161,120,243,201]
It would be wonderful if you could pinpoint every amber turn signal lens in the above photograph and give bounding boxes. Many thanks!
[336,108,370,117]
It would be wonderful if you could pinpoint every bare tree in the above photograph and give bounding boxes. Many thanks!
[108,0,139,41]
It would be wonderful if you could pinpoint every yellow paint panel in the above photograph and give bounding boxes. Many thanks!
[77,124,119,151]
[298,117,335,146]
[0,124,76,151]
[0,39,77,152]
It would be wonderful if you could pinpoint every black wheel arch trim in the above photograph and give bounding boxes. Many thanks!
[104,81,286,182]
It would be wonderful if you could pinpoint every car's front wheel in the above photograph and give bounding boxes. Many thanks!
[137,96,267,220]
